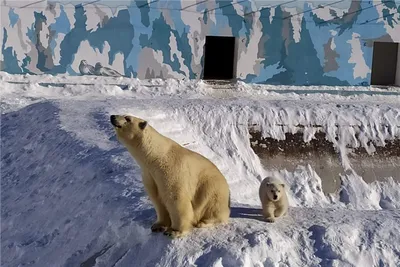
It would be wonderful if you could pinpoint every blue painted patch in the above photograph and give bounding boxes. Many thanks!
[172,30,195,78]
[146,13,184,75]
[203,9,209,25]
[125,1,160,77]
[26,23,37,44]
[275,17,347,86]
[8,8,19,27]
[382,8,396,27]
[55,5,89,74]
[135,0,150,27]
[139,34,148,47]
[249,62,284,84]
[259,7,284,66]
[1,29,22,74]
[50,5,71,34]
[21,56,32,74]
[34,12,50,71]
[337,1,362,35]
[216,0,245,37]
[88,9,134,69]
[306,8,340,68]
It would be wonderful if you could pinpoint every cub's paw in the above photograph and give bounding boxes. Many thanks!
[151,223,168,232]
[163,229,187,239]
[265,217,276,223]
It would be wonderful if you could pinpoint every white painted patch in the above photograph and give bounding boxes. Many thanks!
[206,1,217,24]
[237,12,263,79]
[181,9,203,68]
[63,4,76,28]
[311,3,345,21]
[39,21,50,50]
[331,37,336,50]
[270,7,275,24]
[84,6,102,31]
[285,7,303,43]
[82,4,115,31]
[3,9,31,63]
[52,3,62,18]
[53,33,65,65]
[169,33,190,76]
[347,33,370,79]
[232,0,245,16]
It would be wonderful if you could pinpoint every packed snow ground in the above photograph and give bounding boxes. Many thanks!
[1,73,400,267]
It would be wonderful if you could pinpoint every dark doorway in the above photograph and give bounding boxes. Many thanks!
[371,42,399,86]
[203,36,236,80]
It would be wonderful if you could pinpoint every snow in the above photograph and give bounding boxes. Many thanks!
[1,72,400,267]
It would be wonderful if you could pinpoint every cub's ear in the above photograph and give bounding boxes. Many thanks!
[139,121,147,130]
[280,183,285,188]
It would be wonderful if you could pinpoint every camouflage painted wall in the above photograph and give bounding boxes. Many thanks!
[1,0,400,85]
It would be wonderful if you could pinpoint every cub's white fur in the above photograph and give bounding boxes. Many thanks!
[259,176,288,223]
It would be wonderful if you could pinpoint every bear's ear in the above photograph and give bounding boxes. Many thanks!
[139,121,147,130]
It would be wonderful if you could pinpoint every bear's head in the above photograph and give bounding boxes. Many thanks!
[265,182,285,202]
[110,114,148,144]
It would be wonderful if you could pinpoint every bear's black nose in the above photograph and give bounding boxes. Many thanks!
[273,195,278,200]
[110,115,118,127]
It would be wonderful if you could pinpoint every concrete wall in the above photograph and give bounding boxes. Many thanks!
[1,0,400,86]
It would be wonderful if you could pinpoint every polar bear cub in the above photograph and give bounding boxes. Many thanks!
[259,176,288,223]
[110,114,230,238]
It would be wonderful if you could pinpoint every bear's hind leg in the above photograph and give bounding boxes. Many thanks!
[196,203,229,228]
[193,182,230,229]
[195,219,216,228]
[164,198,194,239]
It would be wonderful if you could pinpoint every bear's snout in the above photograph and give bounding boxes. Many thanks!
[273,195,278,200]
[110,115,121,128]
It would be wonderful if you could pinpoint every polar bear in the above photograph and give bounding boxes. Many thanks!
[110,114,230,238]
[259,176,288,223]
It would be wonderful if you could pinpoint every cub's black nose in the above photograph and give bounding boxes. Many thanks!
[273,195,278,200]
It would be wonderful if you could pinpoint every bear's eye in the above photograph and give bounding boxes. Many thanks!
[125,116,131,122]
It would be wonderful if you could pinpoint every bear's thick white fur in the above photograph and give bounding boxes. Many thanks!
[259,176,288,223]
[110,114,230,238]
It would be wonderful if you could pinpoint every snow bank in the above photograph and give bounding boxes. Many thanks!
[1,75,400,266]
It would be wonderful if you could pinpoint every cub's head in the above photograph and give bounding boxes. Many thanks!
[110,114,148,144]
[265,182,285,202]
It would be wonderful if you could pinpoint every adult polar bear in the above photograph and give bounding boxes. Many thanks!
[110,114,231,238]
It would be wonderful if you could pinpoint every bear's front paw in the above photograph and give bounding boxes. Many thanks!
[151,223,168,232]
[265,217,276,223]
[163,228,187,239]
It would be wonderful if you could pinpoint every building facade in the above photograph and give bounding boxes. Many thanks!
[1,0,400,86]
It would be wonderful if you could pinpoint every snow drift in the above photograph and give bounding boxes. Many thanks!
[1,74,400,267]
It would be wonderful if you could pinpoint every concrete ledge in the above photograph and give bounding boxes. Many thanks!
[249,127,400,194]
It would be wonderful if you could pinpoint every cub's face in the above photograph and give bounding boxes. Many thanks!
[265,183,284,202]
[110,114,147,144]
